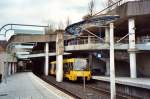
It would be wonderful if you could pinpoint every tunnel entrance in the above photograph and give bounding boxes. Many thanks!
[17,59,33,72]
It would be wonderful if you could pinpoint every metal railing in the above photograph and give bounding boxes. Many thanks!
[65,35,150,46]
[66,37,103,46]
[66,36,128,46]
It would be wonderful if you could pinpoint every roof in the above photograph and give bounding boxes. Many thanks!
[65,15,119,35]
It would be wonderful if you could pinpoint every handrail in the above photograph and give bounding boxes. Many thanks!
[65,35,150,46]
[0,24,48,36]
[66,37,104,46]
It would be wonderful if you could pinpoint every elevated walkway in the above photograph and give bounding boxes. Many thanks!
[0,72,73,99]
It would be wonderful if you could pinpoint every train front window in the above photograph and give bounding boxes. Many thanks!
[73,59,87,70]
[63,63,68,73]
[68,62,73,70]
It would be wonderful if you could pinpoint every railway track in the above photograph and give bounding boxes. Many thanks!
[41,76,111,99]
[41,76,142,99]
[42,76,82,99]
[86,85,141,99]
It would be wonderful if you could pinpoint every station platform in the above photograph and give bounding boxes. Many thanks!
[92,76,150,89]
[0,72,73,99]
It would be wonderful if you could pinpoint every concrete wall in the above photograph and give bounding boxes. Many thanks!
[90,51,150,77]
[90,54,130,76]
[109,51,150,77]
[90,56,106,75]
[115,60,130,77]
[137,52,150,77]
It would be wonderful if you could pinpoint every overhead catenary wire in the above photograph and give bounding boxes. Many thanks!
[92,0,124,17]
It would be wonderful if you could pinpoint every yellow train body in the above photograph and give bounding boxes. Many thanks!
[50,58,91,81]
[65,70,91,81]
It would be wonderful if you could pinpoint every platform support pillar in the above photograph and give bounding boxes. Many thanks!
[105,27,110,43]
[14,63,17,73]
[44,42,49,76]
[12,63,15,74]
[56,55,63,82]
[8,62,11,76]
[88,53,92,69]
[88,35,91,44]
[56,30,64,82]
[109,23,116,99]
[128,18,137,78]
[105,59,110,76]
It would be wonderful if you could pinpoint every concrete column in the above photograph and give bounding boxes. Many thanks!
[128,18,137,78]
[88,35,91,44]
[44,42,49,76]
[8,63,11,76]
[88,53,92,69]
[105,27,110,43]
[4,62,8,77]
[3,62,6,79]
[56,30,64,82]
[56,55,63,82]
[14,63,17,73]
[50,64,55,75]
[12,63,15,74]
[109,23,116,99]
[105,59,110,76]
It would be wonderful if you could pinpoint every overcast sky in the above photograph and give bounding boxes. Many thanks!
[0,0,107,40]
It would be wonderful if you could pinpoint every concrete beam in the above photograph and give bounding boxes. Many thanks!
[8,34,56,44]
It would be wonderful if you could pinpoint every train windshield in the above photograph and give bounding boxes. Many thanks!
[73,59,87,70]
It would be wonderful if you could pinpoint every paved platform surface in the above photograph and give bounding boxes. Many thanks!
[92,76,150,89]
[0,72,73,99]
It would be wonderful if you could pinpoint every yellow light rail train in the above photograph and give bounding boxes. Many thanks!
[50,58,91,81]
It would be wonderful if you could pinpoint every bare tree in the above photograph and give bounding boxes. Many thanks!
[45,24,55,34]
[58,21,64,30]
[88,0,95,16]
[83,0,95,20]
[108,0,115,6]
[66,17,71,27]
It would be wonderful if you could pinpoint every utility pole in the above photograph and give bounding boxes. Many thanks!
[108,0,114,11]
[109,22,116,99]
